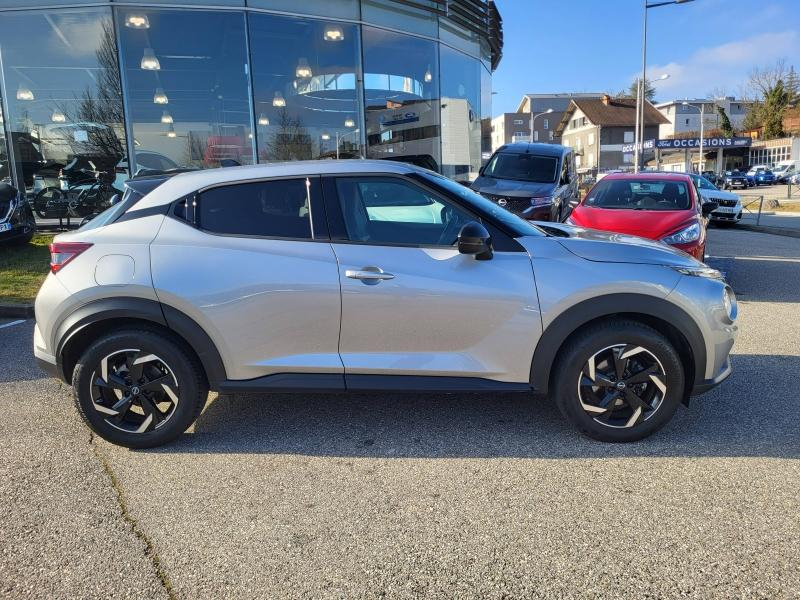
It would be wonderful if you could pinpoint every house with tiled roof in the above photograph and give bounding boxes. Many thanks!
[555,94,669,172]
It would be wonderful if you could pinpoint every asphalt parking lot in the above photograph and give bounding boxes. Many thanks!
[1,226,798,599]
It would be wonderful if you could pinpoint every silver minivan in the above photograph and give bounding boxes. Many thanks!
[34,160,737,447]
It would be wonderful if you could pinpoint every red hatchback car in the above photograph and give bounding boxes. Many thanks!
[567,172,716,261]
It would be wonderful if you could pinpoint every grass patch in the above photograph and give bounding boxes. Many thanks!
[0,234,54,304]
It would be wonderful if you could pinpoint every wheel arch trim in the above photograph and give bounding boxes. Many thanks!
[54,297,227,389]
[530,293,706,395]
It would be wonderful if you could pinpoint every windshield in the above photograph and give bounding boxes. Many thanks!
[694,176,718,190]
[482,152,559,183]
[417,172,545,237]
[584,178,692,211]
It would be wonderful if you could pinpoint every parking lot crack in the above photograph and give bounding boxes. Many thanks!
[89,434,177,600]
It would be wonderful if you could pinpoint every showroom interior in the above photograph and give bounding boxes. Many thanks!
[0,0,503,204]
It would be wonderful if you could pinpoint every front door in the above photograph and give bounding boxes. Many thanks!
[326,175,541,385]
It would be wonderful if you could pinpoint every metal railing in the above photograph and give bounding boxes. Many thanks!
[741,195,764,225]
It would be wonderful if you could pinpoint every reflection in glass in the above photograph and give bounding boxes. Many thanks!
[0,92,10,185]
[362,27,440,171]
[0,8,126,194]
[117,8,253,172]
[440,45,481,183]
[248,14,361,162]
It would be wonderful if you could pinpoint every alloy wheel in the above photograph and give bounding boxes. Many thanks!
[89,349,180,434]
[576,344,667,429]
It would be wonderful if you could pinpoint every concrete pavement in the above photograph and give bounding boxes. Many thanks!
[1,227,799,598]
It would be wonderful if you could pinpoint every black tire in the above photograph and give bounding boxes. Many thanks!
[552,319,685,442]
[72,329,208,448]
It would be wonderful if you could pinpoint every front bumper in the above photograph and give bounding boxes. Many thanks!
[691,357,732,395]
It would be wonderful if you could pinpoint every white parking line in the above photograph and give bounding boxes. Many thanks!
[0,319,26,329]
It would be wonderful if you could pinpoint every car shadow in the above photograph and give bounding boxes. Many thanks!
[146,353,799,460]
[705,236,800,303]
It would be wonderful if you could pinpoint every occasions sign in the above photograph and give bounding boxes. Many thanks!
[655,137,752,149]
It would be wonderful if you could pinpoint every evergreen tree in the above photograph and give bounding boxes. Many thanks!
[627,78,656,102]
[763,79,789,139]
[786,65,799,106]
[716,106,734,137]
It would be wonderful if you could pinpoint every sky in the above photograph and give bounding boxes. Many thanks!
[490,0,800,116]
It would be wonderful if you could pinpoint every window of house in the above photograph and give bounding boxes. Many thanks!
[514,131,527,138]
[513,119,523,125]
[588,133,595,145]
[533,130,539,141]
[624,131,634,143]
[685,118,690,125]
[334,177,473,246]
[198,178,312,239]
[543,118,549,130]
[549,131,554,141]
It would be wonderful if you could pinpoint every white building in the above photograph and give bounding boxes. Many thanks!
[655,97,755,139]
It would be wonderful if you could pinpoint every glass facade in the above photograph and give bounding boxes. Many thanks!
[0,1,499,221]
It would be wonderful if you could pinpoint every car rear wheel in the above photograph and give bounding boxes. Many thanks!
[552,319,684,442]
[72,329,208,448]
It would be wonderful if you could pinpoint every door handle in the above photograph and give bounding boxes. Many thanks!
[345,266,395,283]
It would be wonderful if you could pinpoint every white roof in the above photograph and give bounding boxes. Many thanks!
[136,159,419,209]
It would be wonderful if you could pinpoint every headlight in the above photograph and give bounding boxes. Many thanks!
[530,196,552,206]
[671,266,724,280]
[662,222,701,245]
[723,285,737,321]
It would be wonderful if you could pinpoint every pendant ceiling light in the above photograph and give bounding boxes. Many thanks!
[51,109,66,123]
[295,58,312,79]
[258,113,270,126]
[323,25,344,41]
[153,87,168,104]
[125,14,150,29]
[321,131,330,141]
[272,91,285,107]
[344,117,355,128]
[166,124,176,138]
[424,65,433,83]
[141,48,160,71]
[160,110,173,124]
[16,85,34,101]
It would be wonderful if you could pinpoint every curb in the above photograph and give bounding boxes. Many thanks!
[736,224,800,239]
[0,303,34,318]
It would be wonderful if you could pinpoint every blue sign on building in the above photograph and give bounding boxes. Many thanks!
[655,137,752,149]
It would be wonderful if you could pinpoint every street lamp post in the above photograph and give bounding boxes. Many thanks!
[634,0,695,172]
[633,73,669,172]
[682,101,705,173]
[336,129,360,160]
[529,108,553,143]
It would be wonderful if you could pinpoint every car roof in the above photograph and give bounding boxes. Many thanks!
[601,171,693,182]
[135,159,423,209]
[492,142,569,157]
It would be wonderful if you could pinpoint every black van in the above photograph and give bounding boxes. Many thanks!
[470,142,578,222]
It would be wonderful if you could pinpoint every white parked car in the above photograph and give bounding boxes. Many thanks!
[690,174,741,224]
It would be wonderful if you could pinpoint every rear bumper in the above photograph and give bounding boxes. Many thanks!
[691,357,732,395]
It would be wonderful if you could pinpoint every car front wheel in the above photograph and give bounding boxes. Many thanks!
[72,329,208,448]
[552,319,685,442]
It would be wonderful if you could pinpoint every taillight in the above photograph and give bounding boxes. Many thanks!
[49,242,92,274]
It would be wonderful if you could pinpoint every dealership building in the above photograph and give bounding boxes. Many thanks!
[0,0,503,199]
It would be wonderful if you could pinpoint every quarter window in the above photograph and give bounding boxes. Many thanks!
[335,177,473,246]
[198,178,312,239]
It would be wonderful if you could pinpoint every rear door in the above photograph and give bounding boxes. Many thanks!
[323,174,540,386]
[150,176,343,382]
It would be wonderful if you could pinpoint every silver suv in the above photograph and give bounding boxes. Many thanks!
[34,160,737,448]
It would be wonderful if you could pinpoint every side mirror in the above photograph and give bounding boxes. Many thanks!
[701,201,719,216]
[458,221,493,260]
[478,165,486,176]
[109,193,121,206]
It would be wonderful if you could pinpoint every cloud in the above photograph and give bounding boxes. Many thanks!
[641,30,800,100]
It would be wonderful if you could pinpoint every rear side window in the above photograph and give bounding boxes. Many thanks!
[198,178,312,239]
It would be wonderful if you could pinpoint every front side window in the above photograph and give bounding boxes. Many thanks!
[199,178,312,238]
[335,177,472,246]
[482,152,559,183]
[584,179,691,211]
